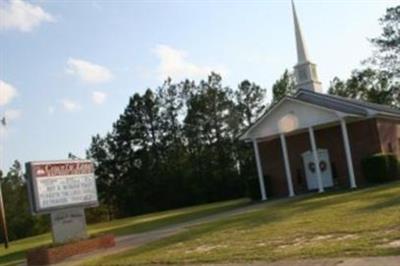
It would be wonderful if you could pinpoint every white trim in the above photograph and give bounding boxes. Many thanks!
[240,97,290,140]
[340,119,357,189]
[280,134,295,197]
[240,97,358,140]
[29,159,92,165]
[252,139,267,201]
[308,127,324,193]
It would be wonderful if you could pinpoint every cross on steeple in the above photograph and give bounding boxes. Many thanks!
[292,0,322,93]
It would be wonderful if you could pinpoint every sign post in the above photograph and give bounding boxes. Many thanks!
[25,160,98,244]
[0,185,8,248]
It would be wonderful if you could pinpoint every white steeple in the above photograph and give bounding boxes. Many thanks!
[292,0,322,93]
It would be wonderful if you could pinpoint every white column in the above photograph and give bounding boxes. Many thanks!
[340,119,357,188]
[280,134,295,197]
[252,139,267,200]
[308,127,324,193]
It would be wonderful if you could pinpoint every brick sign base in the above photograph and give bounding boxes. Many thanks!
[26,234,115,266]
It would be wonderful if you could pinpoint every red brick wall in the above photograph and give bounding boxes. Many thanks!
[347,119,382,185]
[258,138,288,197]
[286,132,311,194]
[257,118,383,198]
[376,118,400,155]
[27,234,115,265]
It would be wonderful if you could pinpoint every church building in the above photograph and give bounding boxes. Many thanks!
[240,1,400,200]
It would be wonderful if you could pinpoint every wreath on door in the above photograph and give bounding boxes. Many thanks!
[308,161,327,173]
[319,161,327,172]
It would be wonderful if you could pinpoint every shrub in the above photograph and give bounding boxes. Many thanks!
[361,153,399,183]
[246,175,268,201]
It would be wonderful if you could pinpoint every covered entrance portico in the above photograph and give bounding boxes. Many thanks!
[241,96,358,200]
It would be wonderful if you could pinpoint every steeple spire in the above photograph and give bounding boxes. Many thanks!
[292,0,309,63]
[291,0,322,93]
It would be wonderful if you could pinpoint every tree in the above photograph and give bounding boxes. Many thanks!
[183,73,239,201]
[272,69,296,103]
[112,91,163,214]
[0,161,49,241]
[234,81,266,198]
[87,72,264,219]
[87,133,121,219]
[328,68,400,108]
[235,80,266,129]
[369,5,400,76]
[156,79,189,207]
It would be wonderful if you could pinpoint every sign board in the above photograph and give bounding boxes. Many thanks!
[25,160,98,214]
[51,208,87,243]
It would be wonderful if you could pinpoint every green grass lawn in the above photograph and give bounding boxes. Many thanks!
[84,182,400,265]
[0,198,250,266]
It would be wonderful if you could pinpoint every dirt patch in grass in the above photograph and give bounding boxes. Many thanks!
[336,234,358,241]
[185,244,228,254]
[379,239,400,249]
[277,234,359,250]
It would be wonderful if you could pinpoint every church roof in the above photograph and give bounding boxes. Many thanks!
[239,90,400,141]
[295,89,400,118]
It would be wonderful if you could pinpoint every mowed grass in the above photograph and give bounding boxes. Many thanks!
[84,182,400,265]
[0,198,250,266]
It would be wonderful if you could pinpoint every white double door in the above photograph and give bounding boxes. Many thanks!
[302,149,333,190]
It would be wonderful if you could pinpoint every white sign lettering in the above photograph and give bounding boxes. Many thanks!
[37,174,97,209]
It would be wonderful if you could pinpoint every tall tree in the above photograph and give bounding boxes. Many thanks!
[87,133,120,219]
[369,5,400,76]
[235,80,266,129]
[234,81,266,198]
[183,73,243,202]
[112,91,163,214]
[329,68,400,108]
[272,69,296,103]
[87,73,264,219]
[156,79,188,207]
[0,161,49,241]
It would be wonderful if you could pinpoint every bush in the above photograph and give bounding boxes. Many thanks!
[246,175,268,201]
[361,153,399,183]
[86,204,113,224]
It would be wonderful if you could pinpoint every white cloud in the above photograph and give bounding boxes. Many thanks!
[0,80,18,106]
[66,58,113,84]
[60,99,81,112]
[91,91,107,105]
[4,109,21,121]
[0,0,54,32]
[153,44,228,81]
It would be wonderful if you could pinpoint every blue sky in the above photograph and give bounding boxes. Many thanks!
[0,0,397,171]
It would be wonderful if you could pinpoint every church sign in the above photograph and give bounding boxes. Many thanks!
[25,160,98,214]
